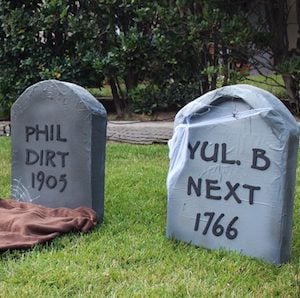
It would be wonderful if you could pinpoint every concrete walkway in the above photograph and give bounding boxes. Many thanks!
[0,121,174,144]
[0,122,10,137]
[107,121,173,144]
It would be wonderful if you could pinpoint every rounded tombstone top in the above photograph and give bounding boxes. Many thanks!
[11,79,106,118]
[167,84,299,264]
[11,80,107,219]
[174,84,299,138]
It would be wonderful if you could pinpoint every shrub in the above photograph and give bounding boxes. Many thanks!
[129,82,201,115]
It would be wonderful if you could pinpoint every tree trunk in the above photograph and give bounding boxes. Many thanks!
[264,0,289,60]
[201,75,210,94]
[282,74,300,113]
[124,72,138,92]
[115,77,129,114]
[124,71,139,113]
[109,77,123,118]
[263,0,300,111]
[222,46,229,86]
[210,73,218,90]
[281,0,300,112]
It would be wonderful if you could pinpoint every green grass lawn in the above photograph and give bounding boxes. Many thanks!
[241,75,287,99]
[0,138,299,296]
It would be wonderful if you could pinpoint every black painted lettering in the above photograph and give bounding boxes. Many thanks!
[243,184,261,205]
[31,172,35,188]
[203,212,215,235]
[221,143,235,164]
[212,213,225,237]
[194,213,201,231]
[26,124,67,143]
[25,126,35,142]
[57,151,69,168]
[35,124,49,141]
[25,149,39,165]
[39,150,44,166]
[201,142,218,162]
[251,149,270,171]
[187,176,201,196]
[226,216,239,239]
[31,172,68,192]
[50,125,54,141]
[46,175,57,189]
[195,212,239,240]
[59,174,67,192]
[45,150,56,167]
[224,181,242,204]
[188,141,200,159]
[206,179,221,200]
[56,125,67,142]
[37,171,45,191]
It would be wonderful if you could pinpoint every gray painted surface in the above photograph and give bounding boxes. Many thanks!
[167,84,299,264]
[11,80,107,221]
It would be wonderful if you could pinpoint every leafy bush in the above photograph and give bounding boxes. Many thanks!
[0,0,104,119]
[129,82,201,114]
[0,1,297,116]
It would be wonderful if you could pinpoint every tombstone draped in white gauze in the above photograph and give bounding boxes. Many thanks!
[166,84,299,264]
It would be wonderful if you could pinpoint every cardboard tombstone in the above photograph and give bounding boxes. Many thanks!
[11,80,107,220]
[167,84,299,264]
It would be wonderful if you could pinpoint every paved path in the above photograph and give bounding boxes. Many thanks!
[0,122,10,137]
[107,121,173,144]
[0,121,174,144]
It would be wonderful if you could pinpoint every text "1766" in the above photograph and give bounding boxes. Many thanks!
[194,212,239,240]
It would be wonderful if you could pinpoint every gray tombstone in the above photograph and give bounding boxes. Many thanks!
[167,84,299,264]
[11,80,107,221]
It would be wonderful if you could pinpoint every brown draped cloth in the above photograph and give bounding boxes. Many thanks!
[0,199,97,250]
